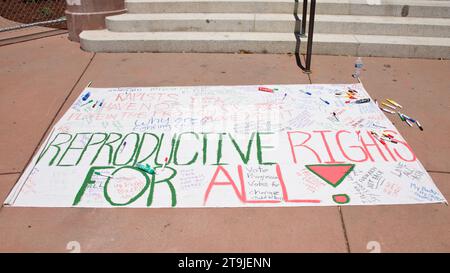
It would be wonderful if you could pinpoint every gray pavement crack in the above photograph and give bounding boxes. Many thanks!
[0,172,21,176]
[427,170,450,175]
[339,206,351,253]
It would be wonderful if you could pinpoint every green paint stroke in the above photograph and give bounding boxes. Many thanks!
[256,132,276,165]
[104,166,151,206]
[90,132,123,165]
[134,133,160,166]
[57,133,92,167]
[37,133,73,165]
[201,132,212,165]
[77,133,107,165]
[73,166,114,206]
[213,133,228,166]
[112,132,140,166]
[228,132,255,164]
[153,133,177,166]
[147,166,178,207]
[332,194,350,204]
[174,132,199,165]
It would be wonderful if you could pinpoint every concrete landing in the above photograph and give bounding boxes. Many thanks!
[0,34,449,252]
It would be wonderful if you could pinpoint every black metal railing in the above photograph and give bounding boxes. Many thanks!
[294,0,317,73]
[0,0,67,33]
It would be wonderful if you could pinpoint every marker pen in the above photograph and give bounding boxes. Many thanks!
[416,120,424,131]
[381,108,395,114]
[258,87,274,93]
[354,98,371,104]
[320,98,330,105]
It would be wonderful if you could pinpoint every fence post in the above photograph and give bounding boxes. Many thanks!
[65,0,126,42]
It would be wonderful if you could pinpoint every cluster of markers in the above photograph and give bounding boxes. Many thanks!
[301,87,371,105]
[258,86,289,102]
[95,157,169,179]
[370,130,399,145]
[378,99,423,131]
[80,91,104,108]
[258,86,372,122]
[136,157,169,175]
[335,88,371,105]
[258,87,278,93]
[259,86,373,105]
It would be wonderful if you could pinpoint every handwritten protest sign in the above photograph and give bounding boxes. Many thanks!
[5,84,446,207]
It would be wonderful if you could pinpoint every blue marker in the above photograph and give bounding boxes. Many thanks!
[320,98,330,105]
[401,113,416,123]
[120,141,127,152]
[81,92,91,101]
[301,90,312,96]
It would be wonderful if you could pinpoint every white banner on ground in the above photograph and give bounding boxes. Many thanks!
[4,84,446,207]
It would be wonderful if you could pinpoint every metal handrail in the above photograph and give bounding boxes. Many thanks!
[294,0,316,73]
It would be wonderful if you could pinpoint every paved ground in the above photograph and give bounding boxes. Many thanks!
[0,34,449,252]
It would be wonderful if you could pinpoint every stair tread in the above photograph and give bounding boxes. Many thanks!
[125,0,450,18]
[108,13,450,26]
[126,0,450,7]
[80,30,450,46]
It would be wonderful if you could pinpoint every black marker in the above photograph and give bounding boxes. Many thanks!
[416,120,424,131]
[355,98,371,104]
[332,112,339,121]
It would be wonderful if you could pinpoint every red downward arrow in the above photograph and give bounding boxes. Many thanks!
[305,164,355,188]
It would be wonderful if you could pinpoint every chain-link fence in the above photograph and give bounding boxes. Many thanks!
[0,0,67,32]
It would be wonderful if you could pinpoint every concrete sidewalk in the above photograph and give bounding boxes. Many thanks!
[0,34,449,252]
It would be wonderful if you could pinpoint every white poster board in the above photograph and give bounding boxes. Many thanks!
[5,84,446,207]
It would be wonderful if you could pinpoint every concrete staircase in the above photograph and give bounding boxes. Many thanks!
[80,0,450,58]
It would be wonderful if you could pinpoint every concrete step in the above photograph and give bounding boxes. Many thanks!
[125,0,450,18]
[80,30,450,59]
[106,13,450,37]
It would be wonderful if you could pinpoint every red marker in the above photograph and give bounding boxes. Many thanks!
[371,131,386,145]
[258,87,274,93]
[381,136,397,144]
[161,157,168,172]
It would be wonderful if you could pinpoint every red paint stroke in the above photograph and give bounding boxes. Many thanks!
[204,165,321,205]
[306,164,355,188]
[203,165,243,205]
